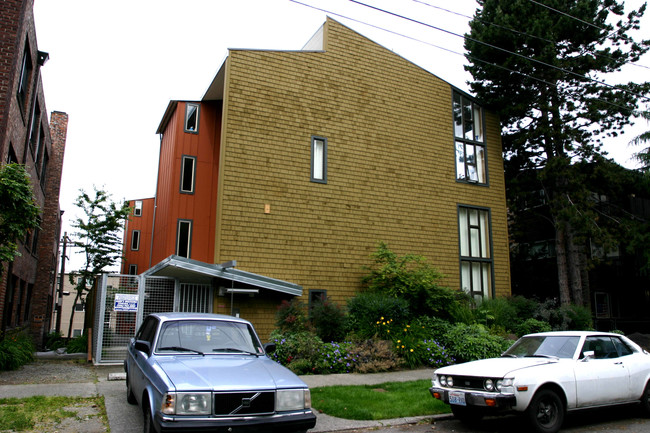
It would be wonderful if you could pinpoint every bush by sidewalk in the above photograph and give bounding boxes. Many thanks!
[0,328,34,371]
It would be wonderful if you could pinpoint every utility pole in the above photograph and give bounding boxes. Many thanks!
[55,233,67,334]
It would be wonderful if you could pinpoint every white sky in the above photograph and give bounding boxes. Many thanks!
[33,0,649,271]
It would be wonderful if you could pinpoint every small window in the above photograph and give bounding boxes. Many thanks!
[176,220,192,258]
[311,136,327,183]
[131,230,140,251]
[184,103,200,133]
[134,200,143,217]
[180,156,196,193]
[72,329,83,337]
[17,45,32,111]
[453,92,487,184]
[128,264,138,275]
[74,303,85,312]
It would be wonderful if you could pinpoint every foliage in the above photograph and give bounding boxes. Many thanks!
[68,187,131,338]
[515,318,552,336]
[275,299,309,333]
[313,342,356,374]
[346,292,410,338]
[345,339,401,373]
[535,299,594,331]
[441,323,512,363]
[0,329,34,371]
[0,395,107,431]
[629,110,650,173]
[0,164,40,274]
[422,339,456,368]
[413,315,453,342]
[268,330,322,369]
[44,331,66,351]
[310,380,450,420]
[67,334,88,354]
[310,299,348,342]
[361,242,457,318]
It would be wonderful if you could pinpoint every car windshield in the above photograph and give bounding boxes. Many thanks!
[156,320,263,355]
[503,335,580,359]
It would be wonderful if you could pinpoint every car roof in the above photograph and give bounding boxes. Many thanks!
[523,330,622,338]
[148,312,252,326]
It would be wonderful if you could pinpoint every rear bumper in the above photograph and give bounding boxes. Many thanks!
[155,409,316,432]
[430,386,516,409]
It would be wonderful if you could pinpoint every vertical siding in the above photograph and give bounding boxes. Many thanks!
[216,19,510,305]
[122,197,155,273]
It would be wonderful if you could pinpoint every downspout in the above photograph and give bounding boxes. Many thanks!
[148,133,163,269]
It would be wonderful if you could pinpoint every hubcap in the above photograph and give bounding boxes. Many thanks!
[537,400,556,426]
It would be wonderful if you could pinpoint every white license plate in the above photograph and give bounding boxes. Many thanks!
[449,391,466,406]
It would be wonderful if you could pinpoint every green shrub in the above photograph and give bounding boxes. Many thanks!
[346,292,410,338]
[0,329,34,371]
[475,297,518,331]
[44,332,66,351]
[314,342,355,374]
[413,316,453,342]
[66,334,88,354]
[422,339,455,368]
[268,331,322,366]
[560,304,593,330]
[346,339,401,373]
[310,299,348,342]
[515,318,552,336]
[443,323,512,363]
[535,299,593,331]
[275,299,309,333]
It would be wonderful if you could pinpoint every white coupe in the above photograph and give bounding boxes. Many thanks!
[430,331,650,433]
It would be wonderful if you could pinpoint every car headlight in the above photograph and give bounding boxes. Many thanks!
[484,379,494,391]
[447,376,454,387]
[161,392,212,415]
[438,375,447,386]
[496,378,514,392]
[276,389,310,411]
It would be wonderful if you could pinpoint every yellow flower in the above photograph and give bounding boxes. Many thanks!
[401,345,405,349]
[380,317,384,320]
[387,330,390,333]
[410,349,414,352]
[397,340,401,343]
[404,328,408,332]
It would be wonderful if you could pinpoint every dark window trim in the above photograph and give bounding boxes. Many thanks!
[176,219,193,258]
[131,230,141,251]
[128,264,138,275]
[457,204,495,299]
[311,135,327,184]
[184,103,200,134]
[134,200,143,217]
[308,289,327,316]
[180,155,197,194]
[452,90,489,186]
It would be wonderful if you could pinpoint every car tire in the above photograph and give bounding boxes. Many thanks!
[451,405,484,424]
[641,381,650,417]
[526,389,564,433]
[143,399,156,433]
[126,373,137,405]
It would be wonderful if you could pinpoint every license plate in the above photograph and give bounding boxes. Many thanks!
[449,391,466,406]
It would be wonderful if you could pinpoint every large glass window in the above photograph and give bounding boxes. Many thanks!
[458,206,493,300]
[180,156,196,193]
[184,103,199,133]
[453,92,487,184]
[176,219,192,258]
[311,136,327,183]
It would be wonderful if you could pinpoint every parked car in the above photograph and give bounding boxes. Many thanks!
[430,331,650,433]
[124,312,316,433]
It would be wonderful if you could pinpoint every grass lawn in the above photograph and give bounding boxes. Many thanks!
[310,379,451,420]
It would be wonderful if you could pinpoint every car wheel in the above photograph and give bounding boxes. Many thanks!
[526,389,565,433]
[126,373,137,405]
[641,381,650,417]
[451,405,484,424]
[143,399,156,433]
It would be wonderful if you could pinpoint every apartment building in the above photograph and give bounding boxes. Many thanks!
[122,18,510,338]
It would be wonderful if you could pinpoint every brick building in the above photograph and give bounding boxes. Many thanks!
[122,19,510,338]
[0,0,67,346]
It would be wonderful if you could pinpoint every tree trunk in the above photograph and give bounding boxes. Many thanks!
[566,224,583,306]
[555,222,571,305]
[67,290,82,339]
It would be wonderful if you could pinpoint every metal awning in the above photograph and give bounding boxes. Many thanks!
[142,255,302,296]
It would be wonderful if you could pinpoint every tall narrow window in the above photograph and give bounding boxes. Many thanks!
[184,103,200,133]
[128,264,138,275]
[180,155,196,193]
[131,230,141,251]
[311,136,327,183]
[458,206,493,301]
[176,220,192,258]
[39,149,48,189]
[134,200,143,217]
[453,92,487,184]
[17,46,32,111]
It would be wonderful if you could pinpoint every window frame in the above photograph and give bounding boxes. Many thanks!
[176,219,193,258]
[16,44,32,112]
[128,264,138,275]
[134,200,143,217]
[311,136,327,184]
[453,91,488,185]
[184,103,200,134]
[131,230,141,251]
[180,155,196,194]
[458,205,494,301]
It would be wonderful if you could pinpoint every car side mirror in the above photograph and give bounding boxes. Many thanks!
[582,350,595,361]
[135,340,151,355]
[263,342,277,354]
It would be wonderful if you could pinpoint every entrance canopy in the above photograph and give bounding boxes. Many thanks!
[143,255,302,296]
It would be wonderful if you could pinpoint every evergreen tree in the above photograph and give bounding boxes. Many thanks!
[465,0,650,305]
[629,110,650,172]
[68,187,131,338]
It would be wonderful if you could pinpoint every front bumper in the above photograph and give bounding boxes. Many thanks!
[430,386,516,409]
[155,409,317,432]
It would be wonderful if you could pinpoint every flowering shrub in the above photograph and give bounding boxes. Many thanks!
[0,328,34,371]
[275,299,309,333]
[314,342,355,374]
[268,330,322,370]
[422,339,455,368]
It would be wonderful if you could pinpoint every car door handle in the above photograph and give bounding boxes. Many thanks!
[614,361,623,365]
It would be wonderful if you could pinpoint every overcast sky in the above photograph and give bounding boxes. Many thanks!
[33,0,649,271]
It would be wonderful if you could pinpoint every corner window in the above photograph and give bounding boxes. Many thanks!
[458,206,493,301]
[180,155,196,194]
[134,200,143,217]
[131,230,141,251]
[311,136,327,183]
[184,103,199,133]
[453,92,486,184]
[176,219,192,258]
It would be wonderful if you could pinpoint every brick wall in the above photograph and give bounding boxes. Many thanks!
[214,18,511,310]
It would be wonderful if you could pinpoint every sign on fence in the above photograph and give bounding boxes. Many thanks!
[114,293,139,312]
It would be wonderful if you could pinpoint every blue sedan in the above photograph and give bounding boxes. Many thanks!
[124,312,316,433]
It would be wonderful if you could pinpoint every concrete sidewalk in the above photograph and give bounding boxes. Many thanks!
[0,365,444,432]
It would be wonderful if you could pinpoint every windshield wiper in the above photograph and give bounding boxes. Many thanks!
[501,354,518,358]
[158,346,204,356]
[526,354,559,359]
[212,347,257,355]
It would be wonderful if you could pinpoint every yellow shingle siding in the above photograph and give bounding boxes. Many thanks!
[216,19,510,306]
